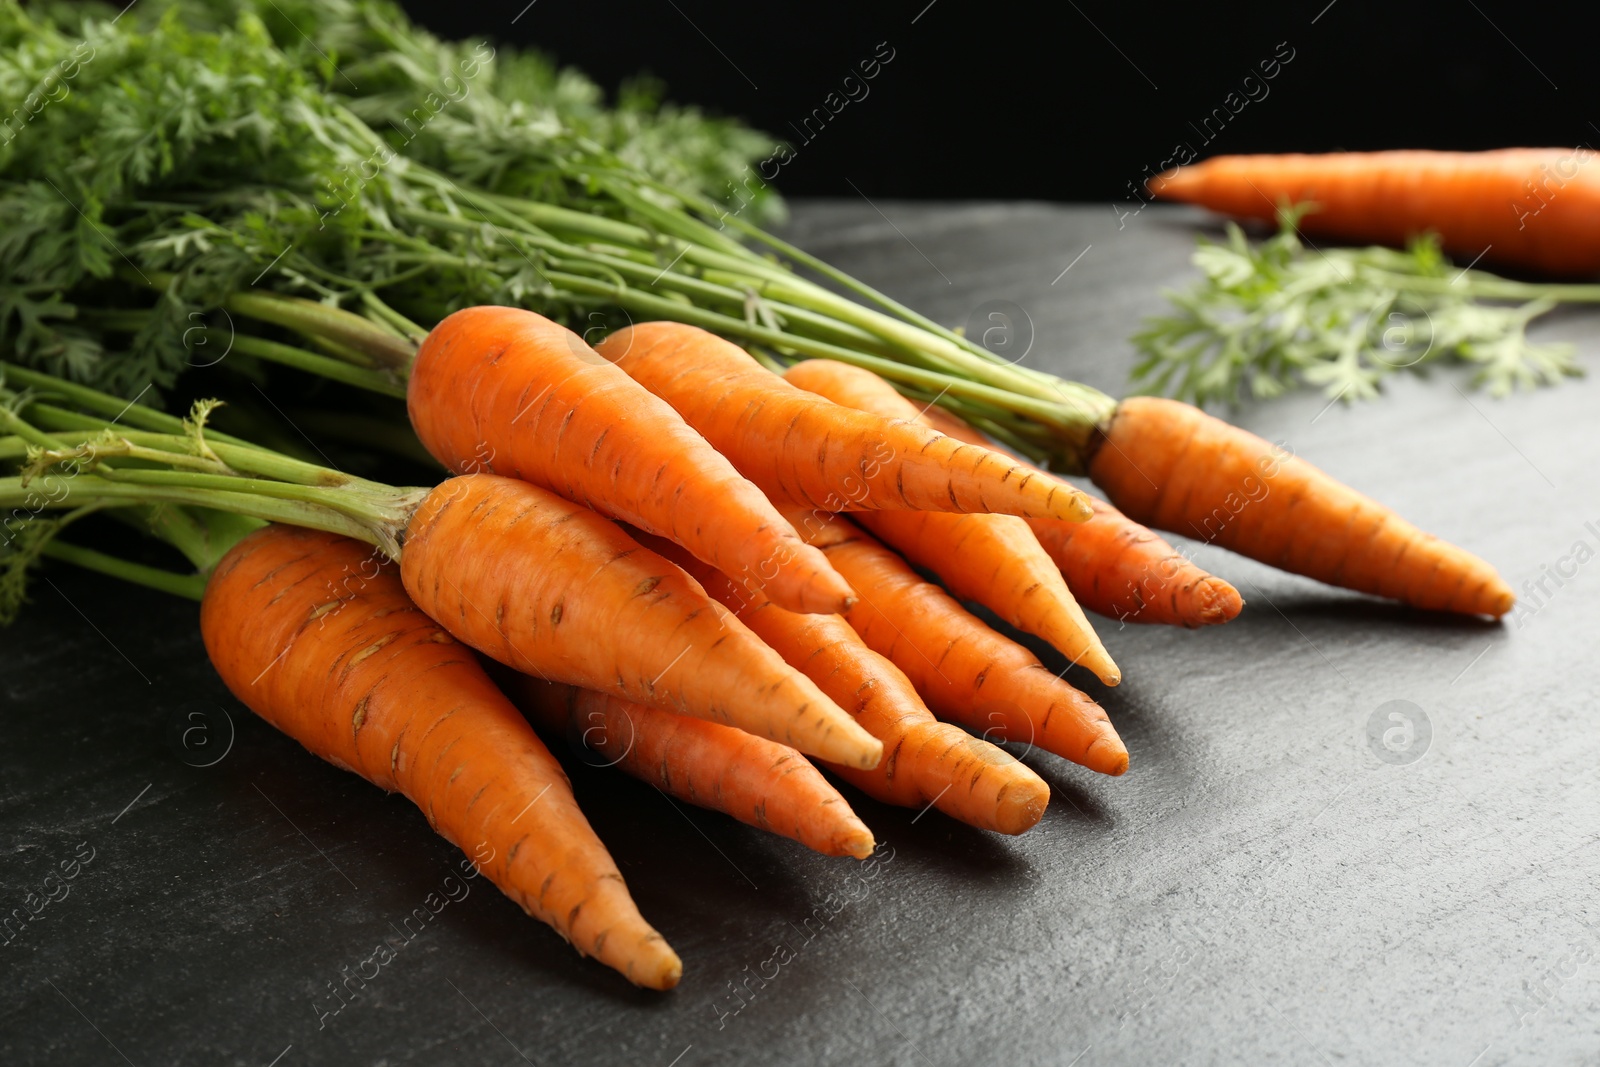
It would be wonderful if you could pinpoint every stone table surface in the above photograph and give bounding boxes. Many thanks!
[3,202,1598,1067]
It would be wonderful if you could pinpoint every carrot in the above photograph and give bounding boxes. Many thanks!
[921,405,1244,628]
[200,525,680,989]
[408,306,854,614]
[788,512,1129,777]
[1026,496,1243,627]
[635,531,1051,834]
[1087,397,1514,617]
[782,359,1119,684]
[1149,148,1600,277]
[593,321,1093,522]
[508,678,876,858]
[396,472,883,768]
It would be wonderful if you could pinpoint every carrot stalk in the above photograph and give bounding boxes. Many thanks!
[408,306,855,614]
[6,380,884,766]
[636,532,1052,834]
[509,679,876,859]
[1088,398,1514,617]
[782,359,1119,684]
[200,525,681,989]
[398,473,884,769]
[920,405,1243,628]
[1150,148,1600,277]
[593,321,1094,522]
[789,513,1129,777]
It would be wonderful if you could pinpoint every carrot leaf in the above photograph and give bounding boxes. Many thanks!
[1133,212,1597,406]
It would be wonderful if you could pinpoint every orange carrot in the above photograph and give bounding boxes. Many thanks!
[1150,148,1600,277]
[395,473,883,768]
[200,525,680,989]
[508,678,876,858]
[921,405,1243,628]
[593,321,1093,522]
[1026,496,1243,627]
[789,512,1129,776]
[408,306,854,614]
[782,359,1119,684]
[636,531,1051,835]
[1087,397,1514,616]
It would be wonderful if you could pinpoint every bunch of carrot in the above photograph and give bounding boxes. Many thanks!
[0,296,1515,990]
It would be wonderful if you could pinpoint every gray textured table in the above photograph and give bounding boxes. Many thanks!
[4,203,1598,1066]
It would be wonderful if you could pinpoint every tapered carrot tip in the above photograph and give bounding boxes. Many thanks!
[620,934,683,991]
[824,732,884,771]
[1192,576,1245,626]
[1148,166,1196,198]
[835,824,878,860]
[1082,733,1130,777]
[992,777,1051,836]
[1080,650,1121,687]
[798,567,859,615]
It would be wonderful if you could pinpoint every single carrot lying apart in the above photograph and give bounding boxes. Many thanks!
[398,473,883,768]
[783,359,1119,684]
[1088,397,1515,616]
[921,405,1243,628]
[509,678,876,859]
[637,532,1051,835]
[594,321,1093,522]
[1149,148,1600,277]
[408,306,854,614]
[200,525,680,989]
[788,511,1129,777]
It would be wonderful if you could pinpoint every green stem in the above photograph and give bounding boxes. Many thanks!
[21,419,392,494]
[360,291,429,343]
[222,290,417,370]
[1367,269,1600,303]
[225,333,409,396]
[42,540,206,601]
[0,474,400,555]
[548,271,1115,433]
[0,365,251,444]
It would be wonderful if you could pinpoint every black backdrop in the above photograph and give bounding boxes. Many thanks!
[396,0,1595,202]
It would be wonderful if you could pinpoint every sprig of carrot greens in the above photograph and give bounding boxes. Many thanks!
[0,0,1118,471]
[1133,211,1600,406]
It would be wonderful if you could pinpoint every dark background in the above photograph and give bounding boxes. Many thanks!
[398,0,1595,202]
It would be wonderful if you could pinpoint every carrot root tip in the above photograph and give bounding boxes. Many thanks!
[1082,735,1130,777]
[1194,577,1245,626]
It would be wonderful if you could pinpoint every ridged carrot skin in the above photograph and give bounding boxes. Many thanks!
[1150,148,1600,277]
[509,678,876,859]
[1028,496,1243,627]
[637,532,1051,835]
[1088,397,1514,617]
[200,525,680,990]
[594,321,1093,522]
[789,512,1129,777]
[783,359,1120,684]
[407,306,854,614]
[921,405,1243,628]
[397,473,883,769]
